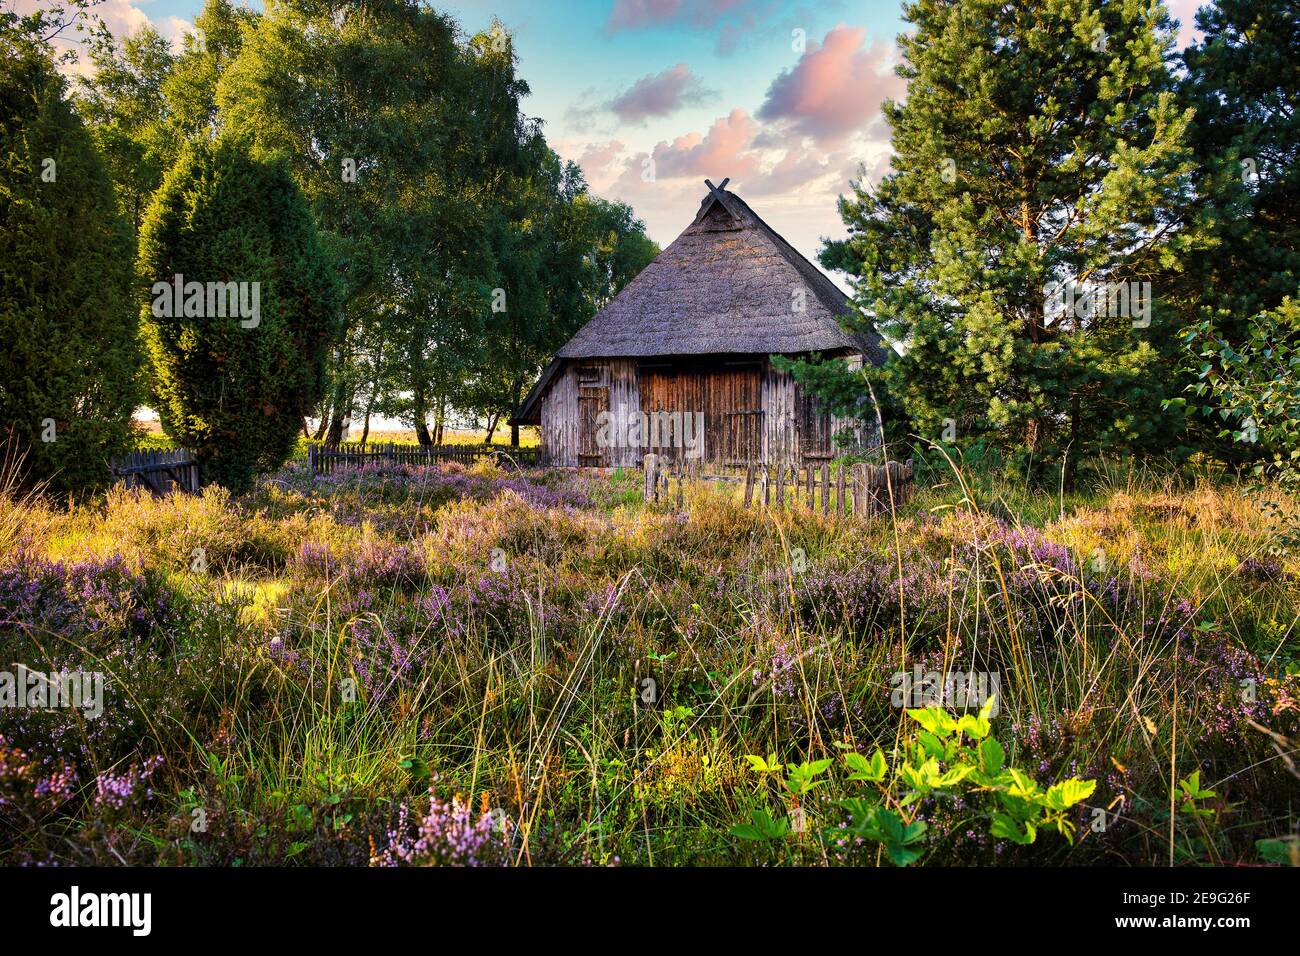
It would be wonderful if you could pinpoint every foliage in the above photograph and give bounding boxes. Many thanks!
[732,698,1097,864]
[821,0,1202,483]
[136,136,342,491]
[0,36,140,495]
[1172,0,1300,460]
[1178,297,1300,543]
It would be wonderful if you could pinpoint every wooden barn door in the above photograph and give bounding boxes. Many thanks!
[796,386,834,465]
[577,382,609,467]
[639,366,686,465]
[709,365,762,465]
[640,361,762,466]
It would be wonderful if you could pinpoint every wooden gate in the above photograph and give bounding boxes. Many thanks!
[577,385,609,466]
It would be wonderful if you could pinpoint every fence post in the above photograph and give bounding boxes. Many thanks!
[643,453,658,505]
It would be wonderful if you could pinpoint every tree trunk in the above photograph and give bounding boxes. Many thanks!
[434,397,446,445]
[326,383,352,444]
[484,412,500,445]
[412,385,432,447]
[509,377,523,447]
[311,401,330,441]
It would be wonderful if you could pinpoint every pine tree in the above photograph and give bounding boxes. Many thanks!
[137,137,342,491]
[822,0,1205,482]
[1181,0,1299,327]
[0,34,140,494]
[1173,0,1300,461]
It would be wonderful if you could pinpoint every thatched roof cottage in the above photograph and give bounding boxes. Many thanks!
[511,179,887,467]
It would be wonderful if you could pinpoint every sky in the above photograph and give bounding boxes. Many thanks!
[29,0,1208,282]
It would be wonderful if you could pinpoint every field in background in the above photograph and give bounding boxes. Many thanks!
[132,424,542,453]
[1,457,1297,866]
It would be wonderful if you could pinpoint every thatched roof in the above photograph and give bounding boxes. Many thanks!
[511,180,886,425]
[558,180,885,360]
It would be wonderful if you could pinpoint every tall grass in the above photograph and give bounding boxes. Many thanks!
[1,455,1296,866]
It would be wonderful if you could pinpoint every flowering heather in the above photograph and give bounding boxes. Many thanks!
[1,456,1297,867]
[0,553,189,768]
[93,755,164,814]
[0,736,76,824]
[371,782,509,867]
[788,555,944,635]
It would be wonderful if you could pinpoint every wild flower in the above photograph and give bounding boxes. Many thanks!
[371,779,508,867]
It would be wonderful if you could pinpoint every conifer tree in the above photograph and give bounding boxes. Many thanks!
[820,0,1205,481]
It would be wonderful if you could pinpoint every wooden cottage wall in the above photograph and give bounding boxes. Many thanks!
[539,360,640,466]
[763,356,878,464]
[541,355,877,467]
[639,361,762,465]
[761,362,798,464]
[539,365,577,466]
[607,360,641,468]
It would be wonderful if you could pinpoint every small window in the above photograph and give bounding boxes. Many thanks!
[576,366,603,384]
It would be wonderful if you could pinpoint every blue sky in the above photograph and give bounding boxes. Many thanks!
[41,0,1204,275]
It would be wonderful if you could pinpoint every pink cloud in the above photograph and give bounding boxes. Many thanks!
[647,108,762,180]
[606,0,682,31]
[1166,0,1205,49]
[606,0,755,33]
[609,64,713,123]
[576,140,628,185]
[757,24,904,144]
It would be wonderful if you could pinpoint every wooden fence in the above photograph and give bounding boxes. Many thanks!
[112,448,201,497]
[308,441,540,476]
[642,453,915,516]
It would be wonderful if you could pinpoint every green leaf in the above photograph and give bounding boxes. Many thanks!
[991,813,1037,845]
[844,749,888,783]
[978,736,1005,775]
[957,712,991,740]
[1044,778,1096,810]
[730,808,791,841]
[743,753,781,774]
[907,707,957,737]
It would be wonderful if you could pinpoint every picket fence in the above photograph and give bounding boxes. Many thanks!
[112,448,201,497]
[641,453,915,516]
[308,441,540,476]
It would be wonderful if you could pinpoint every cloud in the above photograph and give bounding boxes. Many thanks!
[609,63,715,123]
[1165,0,1205,49]
[757,24,903,144]
[576,140,628,182]
[606,0,759,34]
[646,108,762,180]
[605,0,683,31]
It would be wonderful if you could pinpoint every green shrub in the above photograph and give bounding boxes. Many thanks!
[137,135,341,492]
[0,42,140,495]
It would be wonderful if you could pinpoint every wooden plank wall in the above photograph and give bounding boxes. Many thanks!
[538,355,878,466]
[540,359,639,466]
[640,362,761,465]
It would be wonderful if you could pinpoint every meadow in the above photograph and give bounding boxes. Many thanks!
[1,453,1298,867]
